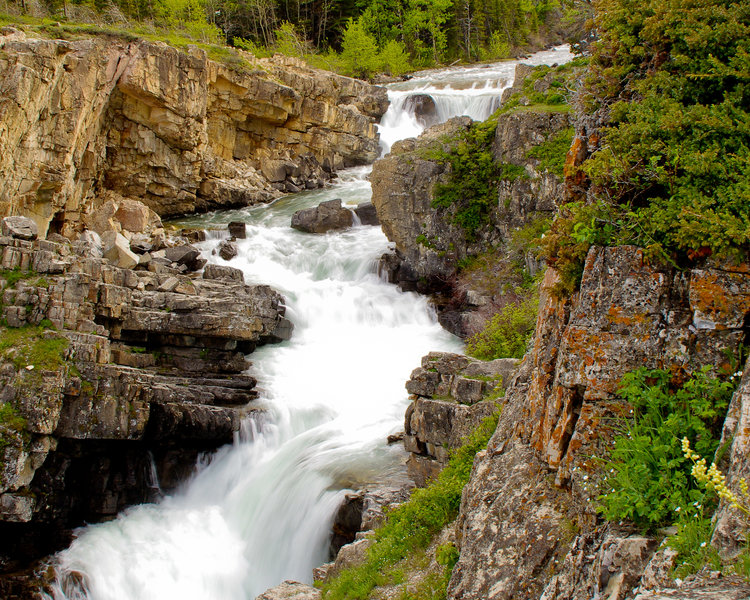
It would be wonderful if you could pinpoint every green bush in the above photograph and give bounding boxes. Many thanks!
[580,0,750,262]
[340,17,380,79]
[599,366,735,531]
[526,127,574,178]
[465,295,539,361]
[321,411,500,600]
[431,118,501,239]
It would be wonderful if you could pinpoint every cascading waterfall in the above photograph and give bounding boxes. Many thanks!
[47,45,572,600]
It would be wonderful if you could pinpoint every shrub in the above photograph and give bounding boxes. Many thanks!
[599,366,735,531]
[465,295,539,361]
[431,118,501,239]
[526,127,574,178]
[340,18,380,79]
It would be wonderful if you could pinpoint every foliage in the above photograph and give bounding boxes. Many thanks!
[526,127,574,178]
[378,38,411,77]
[599,366,736,531]
[2,0,576,73]
[570,0,750,269]
[340,17,380,78]
[669,508,723,578]
[321,410,500,600]
[465,294,538,360]
[0,268,40,288]
[0,402,26,452]
[430,118,501,238]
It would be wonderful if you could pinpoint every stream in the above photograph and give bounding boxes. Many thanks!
[48,45,573,600]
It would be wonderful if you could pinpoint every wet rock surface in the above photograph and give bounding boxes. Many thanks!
[291,199,354,233]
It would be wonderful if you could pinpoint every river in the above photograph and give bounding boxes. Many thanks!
[47,45,573,600]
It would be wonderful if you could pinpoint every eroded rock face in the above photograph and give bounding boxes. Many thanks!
[446,248,750,600]
[0,30,388,236]
[712,353,750,559]
[0,231,291,574]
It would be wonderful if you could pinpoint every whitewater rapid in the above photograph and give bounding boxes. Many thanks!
[48,45,573,600]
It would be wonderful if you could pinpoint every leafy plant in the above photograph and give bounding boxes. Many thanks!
[465,295,539,361]
[431,118,501,239]
[526,127,574,178]
[599,366,736,531]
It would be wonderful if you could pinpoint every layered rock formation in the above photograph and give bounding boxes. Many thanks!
[403,351,518,485]
[0,28,388,236]
[0,220,291,582]
[371,65,572,336]
[447,248,750,600]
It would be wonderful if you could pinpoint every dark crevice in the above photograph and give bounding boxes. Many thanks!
[557,385,585,467]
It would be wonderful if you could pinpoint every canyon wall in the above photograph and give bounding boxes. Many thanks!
[0,28,388,236]
[370,64,750,600]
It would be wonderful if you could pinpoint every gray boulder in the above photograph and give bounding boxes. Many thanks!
[291,199,353,233]
[354,202,379,225]
[228,221,246,239]
[2,216,38,240]
[255,581,321,600]
[404,93,438,127]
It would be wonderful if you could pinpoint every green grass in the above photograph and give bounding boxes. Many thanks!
[321,410,500,600]
[0,268,39,288]
[0,324,68,371]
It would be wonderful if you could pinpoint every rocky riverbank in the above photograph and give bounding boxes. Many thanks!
[0,214,292,595]
[0,28,388,236]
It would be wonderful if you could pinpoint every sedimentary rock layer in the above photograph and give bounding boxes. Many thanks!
[0,28,388,235]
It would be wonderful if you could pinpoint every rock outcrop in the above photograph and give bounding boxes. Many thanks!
[0,29,388,236]
[291,199,354,233]
[403,351,518,485]
[0,222,291,576]
[446,247,750,600]
[371,67,572,336]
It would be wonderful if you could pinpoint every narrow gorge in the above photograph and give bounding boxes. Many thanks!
[0,10,749,600]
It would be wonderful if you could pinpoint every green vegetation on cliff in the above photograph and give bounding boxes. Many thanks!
[321,410,499,600]
[465,294,538,360]
[599,365,745,575]
[544,0,750,294]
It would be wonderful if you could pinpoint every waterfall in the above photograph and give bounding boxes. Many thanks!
[47,45,573,600]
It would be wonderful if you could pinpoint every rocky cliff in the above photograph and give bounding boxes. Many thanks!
[0,217,292,592]
[447,248,749,600]
[0,28,388,236]
[371,64,573,336]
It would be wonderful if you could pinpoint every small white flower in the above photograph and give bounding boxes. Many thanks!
[675,506,681,512]
[700,542,707,547]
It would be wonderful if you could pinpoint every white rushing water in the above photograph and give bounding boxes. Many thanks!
[48,45,572,600]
